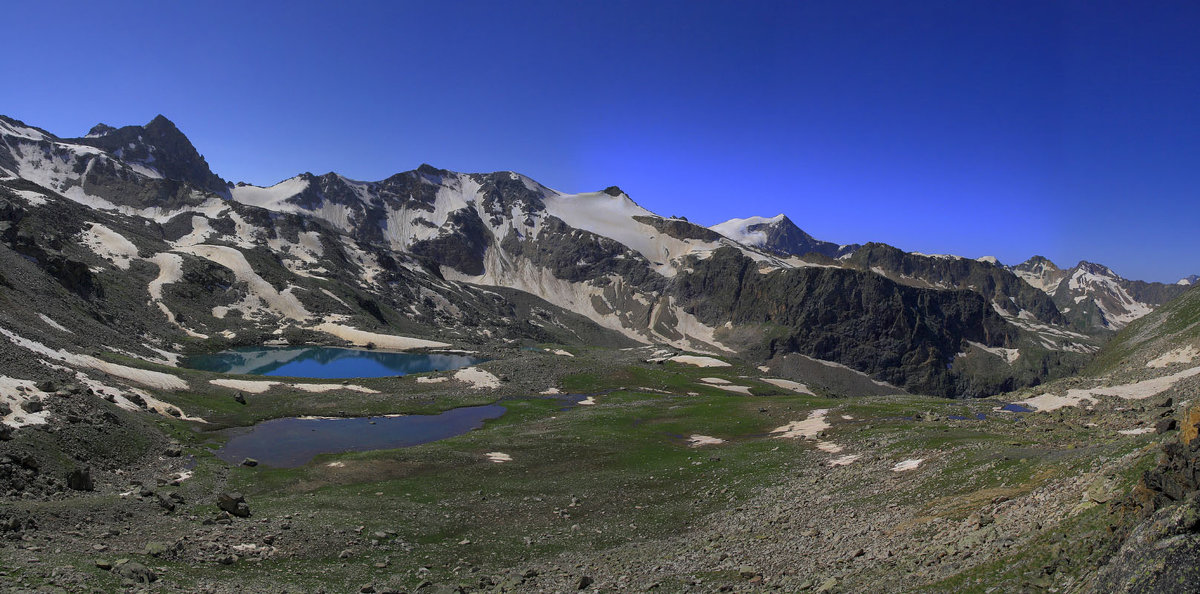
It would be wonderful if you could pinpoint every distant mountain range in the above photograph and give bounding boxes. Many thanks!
[0,114,1193,397]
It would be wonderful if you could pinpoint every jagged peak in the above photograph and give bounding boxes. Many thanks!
[147,113,175,127]
[85,123,116,138]
[416,163,451,176]
[140,114,193,146]
[1016,255,1060,271]
[602,185,625,197]
[1075,261,1117,277]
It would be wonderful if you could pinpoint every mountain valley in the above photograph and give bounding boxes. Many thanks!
[1,115,1198,593]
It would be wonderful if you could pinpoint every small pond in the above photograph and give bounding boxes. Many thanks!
[183,346,482,379]
[215,404,507,467]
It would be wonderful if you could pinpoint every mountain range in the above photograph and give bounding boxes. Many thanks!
[0,114,1192,397]
[4,114,1200,592]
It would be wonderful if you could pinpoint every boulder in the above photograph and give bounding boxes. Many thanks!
[113,560,156,584]
[217,492,251,517]
[67,467,94,491]
[1157,418,1178,434]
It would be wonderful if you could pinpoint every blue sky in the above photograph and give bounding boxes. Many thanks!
[3,1,1198,282]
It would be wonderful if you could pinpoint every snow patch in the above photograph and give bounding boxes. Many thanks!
[892,458,924,472]
[668,355,731,368]
[966,341,1020,365]
[292,383,378,394]
[687,434,725,447]
[0,376,51,428]
[772,409,830,439]
[80,223,140,270]
[829,454,860,467]
[179,244,311,321]
[10,189,48,206]
[0,328,186,390]
[37,314,71,333]
[453,367,501,390]
[1147,346,1198,369]
[761,377,815,395]
[1016,365,1200,411]
[485,452,512,463]
[210,379,278,393]
[312,321,450,350]
[1118,427,1154,436]
[815,441,843,453]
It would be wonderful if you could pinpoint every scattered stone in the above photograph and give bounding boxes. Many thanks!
[241,458,259,467]
[94,559,112,571]
[155,492,176,512]
[66,467,93,491]
[113,560,156,584]
[1157,419,1178,434]
[234,392,247,405]
[815,577,839,593]
[217,492,251,518]
[577,575,593,589]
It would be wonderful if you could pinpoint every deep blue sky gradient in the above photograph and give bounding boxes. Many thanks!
[3,1,1197,281]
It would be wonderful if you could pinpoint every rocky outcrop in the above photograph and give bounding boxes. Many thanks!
[70,115,228,196]
[632,216,723,242]
[1096,408,1200,592]
[671,247,1019,396]
[846,243,1065,325]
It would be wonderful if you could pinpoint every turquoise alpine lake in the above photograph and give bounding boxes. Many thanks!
[215,404,508,467]
[182,346,482,379]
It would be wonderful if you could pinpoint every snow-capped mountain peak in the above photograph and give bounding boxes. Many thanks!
[709,214,788,247]
[709,214,857,259]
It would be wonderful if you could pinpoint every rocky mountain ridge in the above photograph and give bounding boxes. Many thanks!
[3,114,1200,593]
[1010,255,1188,332]
[0,114,1184,396]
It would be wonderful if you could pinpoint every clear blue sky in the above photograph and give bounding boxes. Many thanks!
[3,1,1197,282]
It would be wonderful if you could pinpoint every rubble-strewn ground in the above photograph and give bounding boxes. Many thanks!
[3,342,1198,593]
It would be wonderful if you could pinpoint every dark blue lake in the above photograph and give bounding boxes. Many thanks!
[215,404,507,467]
[183,346,482,379]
